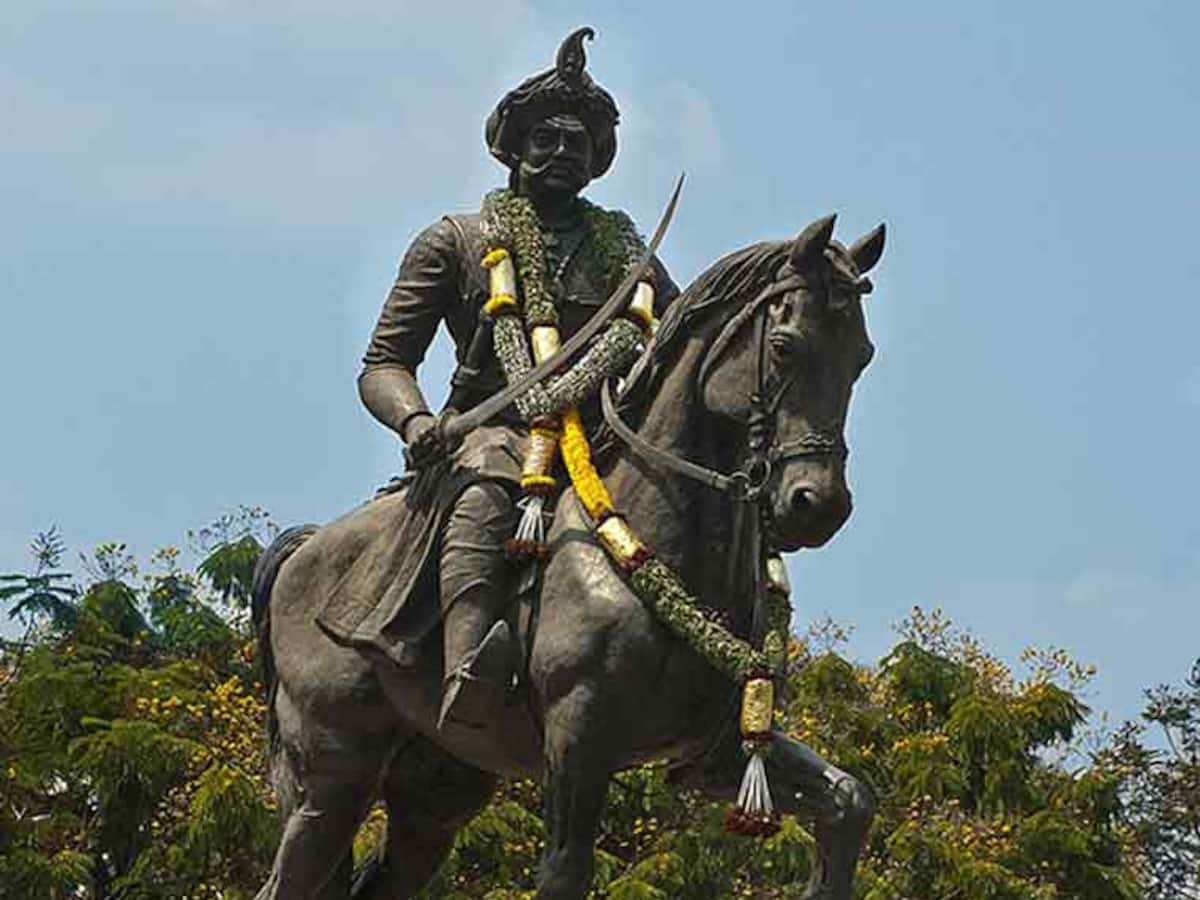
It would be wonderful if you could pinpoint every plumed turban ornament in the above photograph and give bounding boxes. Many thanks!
[485,27,620,178]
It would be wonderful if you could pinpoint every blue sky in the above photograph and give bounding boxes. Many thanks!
[2,1,1197,728]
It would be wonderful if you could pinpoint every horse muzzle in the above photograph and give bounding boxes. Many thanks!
[766,468,852,550]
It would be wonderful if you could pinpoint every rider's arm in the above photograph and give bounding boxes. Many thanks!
[359,219,461,442]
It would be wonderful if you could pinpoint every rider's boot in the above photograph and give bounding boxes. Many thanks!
[437,482,518,731]
[439,619,515,730]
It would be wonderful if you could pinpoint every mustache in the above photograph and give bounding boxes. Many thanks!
[521,157,588,179]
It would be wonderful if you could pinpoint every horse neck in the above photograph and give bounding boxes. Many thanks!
[605,348,759,614]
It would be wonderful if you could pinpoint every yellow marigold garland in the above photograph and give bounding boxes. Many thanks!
[560,407,614,520]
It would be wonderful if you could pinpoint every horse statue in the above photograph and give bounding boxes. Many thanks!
[251,212,886,899]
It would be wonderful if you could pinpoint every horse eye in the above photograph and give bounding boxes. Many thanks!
[769,327,805,360]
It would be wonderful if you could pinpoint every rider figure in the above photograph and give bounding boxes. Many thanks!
[358,29,678,729]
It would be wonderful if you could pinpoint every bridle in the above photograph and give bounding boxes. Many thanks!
[600,276,848,506]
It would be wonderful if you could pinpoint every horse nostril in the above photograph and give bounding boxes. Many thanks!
[789,485,820,515]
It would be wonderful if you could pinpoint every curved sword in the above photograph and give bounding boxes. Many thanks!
[443,174,685,441]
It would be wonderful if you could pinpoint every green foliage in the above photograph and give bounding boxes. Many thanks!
[196,536,262,609]
[190,506,277,609]
[0,528,78,684]
[880,640,972,722]
[0,564,77,631]
[0,515,276,898]
[145,570,238,665]
[1103,660,1200,900]
[0,847,94,899]
[0,517,1179,899]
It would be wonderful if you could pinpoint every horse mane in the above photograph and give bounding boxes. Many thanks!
[654,240,789,355]
[598,239,791,446]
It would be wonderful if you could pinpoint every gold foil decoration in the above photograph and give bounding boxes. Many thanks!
[522,429,558,481]
[765,554,791,597]
[530,325,562,365]
[740,677,775,737]
[596,516,646,567]
[489,257,517,298]
[627,281,655,328]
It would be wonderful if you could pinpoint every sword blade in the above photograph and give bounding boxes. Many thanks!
[444,174,685,440]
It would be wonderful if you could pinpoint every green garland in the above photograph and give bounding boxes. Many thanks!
[490,314,551,421]
[631,558,771,680]
[479,187,792,702]
[579,201,645,294]
[480,189,647,329]
[762,590,792,676]
[491,313,644,423]
[481,189,556,326]
[546,317,643,411]
[481,188,648,422]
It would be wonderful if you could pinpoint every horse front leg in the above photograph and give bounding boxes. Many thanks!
[767,731,876,900]
[536,681,616,900]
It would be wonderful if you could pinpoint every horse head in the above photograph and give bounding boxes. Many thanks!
[697,215,885,550]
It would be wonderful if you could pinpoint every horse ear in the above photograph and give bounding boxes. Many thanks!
[790,214,837,270]
[849,223,886,274]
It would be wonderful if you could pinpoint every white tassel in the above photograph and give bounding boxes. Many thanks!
[726,746,781,837]
[515,494,546,546]
[737,753,773,816]
[507,494,549,593]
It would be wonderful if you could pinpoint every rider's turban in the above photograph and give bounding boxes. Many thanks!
[485,27,620,179]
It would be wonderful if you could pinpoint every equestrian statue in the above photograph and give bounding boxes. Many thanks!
[251,27,887,899]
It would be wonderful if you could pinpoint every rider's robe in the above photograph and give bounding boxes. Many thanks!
[315,211,678,664]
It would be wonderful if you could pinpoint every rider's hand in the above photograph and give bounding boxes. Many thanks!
[403,410,461,469]
[402,414,437,469]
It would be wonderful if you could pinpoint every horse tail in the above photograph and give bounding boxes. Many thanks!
[251,524,319,758]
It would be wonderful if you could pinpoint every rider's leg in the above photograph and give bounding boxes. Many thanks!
[438,480,517,729]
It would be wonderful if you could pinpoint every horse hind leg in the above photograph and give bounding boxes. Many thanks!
[255,684,400,900]
[351,737,497,899]
[766,732,876,900]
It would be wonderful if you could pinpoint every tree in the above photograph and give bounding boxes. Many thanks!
[0,510,278,899]
[0,516,1180,899]
[1106,660,1200,900]
[0,528,78,692]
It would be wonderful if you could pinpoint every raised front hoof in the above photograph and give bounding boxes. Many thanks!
[803,775,876,900]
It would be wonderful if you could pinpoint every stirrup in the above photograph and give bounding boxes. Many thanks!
[437,621,515,731]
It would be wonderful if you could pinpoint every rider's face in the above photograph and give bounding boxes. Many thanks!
[517,114,594,199]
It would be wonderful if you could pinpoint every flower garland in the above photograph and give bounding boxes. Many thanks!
[479,188,793,837]
[480,189,651,555]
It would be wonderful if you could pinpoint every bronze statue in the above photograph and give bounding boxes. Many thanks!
[352,26,679,732]
[251,28,886,899]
